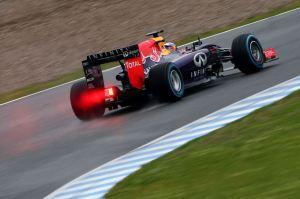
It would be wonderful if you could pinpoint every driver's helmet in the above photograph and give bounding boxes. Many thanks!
[164,42,177,52]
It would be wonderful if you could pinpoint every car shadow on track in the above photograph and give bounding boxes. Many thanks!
[103,81,223,119]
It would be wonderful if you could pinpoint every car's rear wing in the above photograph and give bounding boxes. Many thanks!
[81,44,141,89]
[83,44,140,67]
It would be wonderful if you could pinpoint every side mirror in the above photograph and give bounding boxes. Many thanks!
[193,40,203,46]
[193,36,203,50]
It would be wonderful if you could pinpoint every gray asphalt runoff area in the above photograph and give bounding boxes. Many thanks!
[0,9,300,199]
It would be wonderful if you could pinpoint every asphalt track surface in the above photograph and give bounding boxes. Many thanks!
[0,10,300,199]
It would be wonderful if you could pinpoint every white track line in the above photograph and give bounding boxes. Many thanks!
[2,7,299,107]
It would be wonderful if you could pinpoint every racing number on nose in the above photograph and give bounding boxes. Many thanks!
[194,52,207,67]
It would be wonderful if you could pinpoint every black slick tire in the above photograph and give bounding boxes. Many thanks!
[148,63,184,101]
[231,34,264,74]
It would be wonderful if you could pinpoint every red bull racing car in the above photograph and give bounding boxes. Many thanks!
[70,30,278,120]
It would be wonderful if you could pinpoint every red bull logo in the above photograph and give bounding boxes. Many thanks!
[123,39,162,90]
[138,40,162,64]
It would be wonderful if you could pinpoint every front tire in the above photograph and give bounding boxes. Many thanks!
[147,63,184,101]
[70,80,105,120]
[231,34,264,74]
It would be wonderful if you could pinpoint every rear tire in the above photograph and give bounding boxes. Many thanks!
[148,63,184,101]
[231,34,264,74]
[70,80,105,121]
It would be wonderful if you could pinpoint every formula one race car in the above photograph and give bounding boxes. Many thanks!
[70,30,278,120]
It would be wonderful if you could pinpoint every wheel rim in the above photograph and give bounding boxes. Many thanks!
[170,70,182,92]
[250,41,262,62]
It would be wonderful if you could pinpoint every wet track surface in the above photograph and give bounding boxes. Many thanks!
[0,10,300,199]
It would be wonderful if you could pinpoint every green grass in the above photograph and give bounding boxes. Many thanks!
[1,1,300,104]
[106,90,300,199]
